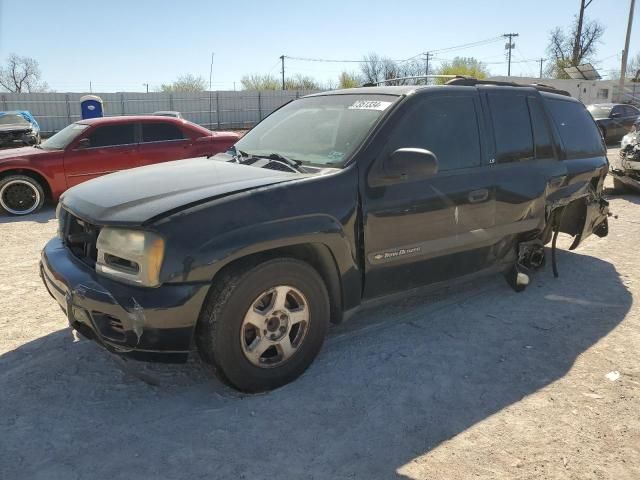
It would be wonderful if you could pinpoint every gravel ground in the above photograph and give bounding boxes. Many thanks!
[1,156,639,479]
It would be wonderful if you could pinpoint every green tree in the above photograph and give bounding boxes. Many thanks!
[338,71,361,88]
[285,74,320,90]
[159,74,207,92]
[435,57,489,84]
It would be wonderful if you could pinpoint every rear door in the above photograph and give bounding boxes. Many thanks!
[362,90,496,299]
[63,123,138,187]
[483,89,567,244]
[137,121,191,166]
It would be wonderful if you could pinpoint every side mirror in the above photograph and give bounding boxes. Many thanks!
[75,138,91,149]
[384,148,438,180]
[610,112,621,118]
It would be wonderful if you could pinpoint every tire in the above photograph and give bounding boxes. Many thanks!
[612,177,628,193]
[196,258,330,392]
[0,175,45,215]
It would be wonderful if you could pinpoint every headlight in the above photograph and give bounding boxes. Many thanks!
[96,228,165,287]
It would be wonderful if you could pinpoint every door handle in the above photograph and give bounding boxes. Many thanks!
[468,189,489,204]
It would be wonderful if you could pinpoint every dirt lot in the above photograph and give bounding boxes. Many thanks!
[1,157,639,479]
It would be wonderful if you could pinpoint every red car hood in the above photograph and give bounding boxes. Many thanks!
[0,146,55,163]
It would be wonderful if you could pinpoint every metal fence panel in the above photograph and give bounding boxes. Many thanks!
[0,90,321,134]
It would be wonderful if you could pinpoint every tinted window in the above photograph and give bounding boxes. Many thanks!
[527,97,554,159]
[488,94,534,163]
[546,98,605,158]
[142,122,184,142]
[87,124,135,148]
[611,106,623,117]
[623,105,639,117]
[386,95,481,171]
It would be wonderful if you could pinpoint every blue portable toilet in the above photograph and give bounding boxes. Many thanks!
[79,95,104,119]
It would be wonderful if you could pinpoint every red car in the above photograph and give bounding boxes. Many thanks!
[0,116,239,215]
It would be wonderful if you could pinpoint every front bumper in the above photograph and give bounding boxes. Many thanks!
[40,238,209,362]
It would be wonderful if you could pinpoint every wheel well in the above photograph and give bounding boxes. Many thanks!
[211,243,344,324]
[0,169,52,201]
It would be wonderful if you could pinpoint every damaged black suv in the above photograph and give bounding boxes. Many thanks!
[41,79,609,392]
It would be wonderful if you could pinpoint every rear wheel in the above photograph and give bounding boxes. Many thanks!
[0,175,45,215]
[196,258,330,392]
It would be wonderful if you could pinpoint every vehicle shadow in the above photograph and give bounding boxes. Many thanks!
[0,249,631,479]
[0,205,56,224]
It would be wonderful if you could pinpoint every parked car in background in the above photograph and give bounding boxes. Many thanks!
[41,81,610,392]
[0,111,40,147]
[0,115,238,215]
[152,111,183,119]
[612,128,640,193]
[587,103,640,143]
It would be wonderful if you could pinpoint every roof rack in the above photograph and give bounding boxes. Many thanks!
[445,77,571,96]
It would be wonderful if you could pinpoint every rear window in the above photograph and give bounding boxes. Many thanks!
[546,98,605,158]
[142,122,185,142]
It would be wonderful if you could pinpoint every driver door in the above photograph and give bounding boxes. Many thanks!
[63,123,138,188]
[362,91,495,299]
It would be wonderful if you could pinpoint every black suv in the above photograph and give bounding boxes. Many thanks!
[41,80,609,392]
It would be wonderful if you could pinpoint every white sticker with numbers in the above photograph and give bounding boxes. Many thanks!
[348,100,393,111]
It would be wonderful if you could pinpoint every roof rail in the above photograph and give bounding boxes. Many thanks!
[445,77,571,96]
[362,75,461,87]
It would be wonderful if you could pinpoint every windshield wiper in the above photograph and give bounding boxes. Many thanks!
[252,152,303,171]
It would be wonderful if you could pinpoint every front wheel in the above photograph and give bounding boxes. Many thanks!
[0,175,45,215]
[196,258,330,392]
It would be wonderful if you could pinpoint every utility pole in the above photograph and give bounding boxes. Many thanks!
[280,55,285,90]
[423,52,432,84]
[538,58,545,78]
[89,81,92,93]
[573,0,595,65]
[620,0,636,93]
[503,33,519,77]
[142,83,149,93]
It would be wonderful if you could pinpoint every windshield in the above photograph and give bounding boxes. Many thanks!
[41,123,89,150]
[587,105,612,119]
[234,94,397,167]
[0,114,30,126]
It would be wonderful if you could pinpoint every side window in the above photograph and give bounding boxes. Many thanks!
[545,98,605,158]
[527,97,554,159]
[487,94,534,163]
[386,95,481,172]
[624,106,639,117]
[141,123,185,142]
[87,124,135,148]
[611,106,623,118]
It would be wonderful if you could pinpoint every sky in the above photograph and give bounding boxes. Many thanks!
[0,0,636,92]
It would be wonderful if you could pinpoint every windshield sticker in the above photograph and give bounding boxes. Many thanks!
[348,100,393,111]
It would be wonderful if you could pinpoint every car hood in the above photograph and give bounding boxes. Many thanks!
[0,146,52,161]
[0,124,33,132]
[61,157,304,226]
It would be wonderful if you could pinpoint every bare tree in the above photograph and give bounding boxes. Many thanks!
[360,53,385,84]
[546,14,604,78]
[159,74,207,92]
[0,54,49,93]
